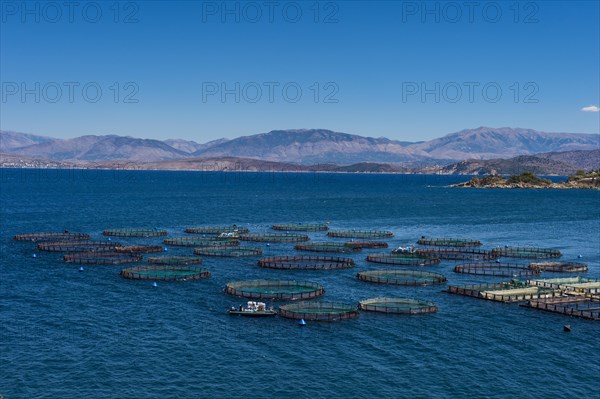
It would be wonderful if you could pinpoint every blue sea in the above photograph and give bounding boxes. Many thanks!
[1,169,599,399]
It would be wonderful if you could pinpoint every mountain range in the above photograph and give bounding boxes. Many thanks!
[1,127,598,171]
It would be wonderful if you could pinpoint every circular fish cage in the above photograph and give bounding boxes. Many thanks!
[225,279,324,300]
[294,242,361,253]
[358,297,438,315]
[454,262,540,277]
[327,230,394,239]
[258,256,355,270]
[344,241,389,249]
[121,265,210,281]
[115,245,164,254]
[163,237,240,247]
[415,248,497,261]
[193,247,262,257]
[416,237,482,247]
[36,241,120,252]
[14,232,90,242]
[367,253,440,266]
[357,270,447,286]
[102,228,167,238]
[164,237,240,247]
[239,233,309,243]
[184,226,249,234]
[272,223,329,232]
[147,256,203,265]
[492,247,562,259]
[279,301,359,321]
[529,261,588,273]
[64,252,142,265]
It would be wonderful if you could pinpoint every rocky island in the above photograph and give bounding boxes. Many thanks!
[452,170,600,189]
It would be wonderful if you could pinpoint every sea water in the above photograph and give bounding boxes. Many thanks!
[1,169,599,399]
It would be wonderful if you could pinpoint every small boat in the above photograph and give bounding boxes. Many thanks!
[218,230,239,239]
[228,301,277,317]
[392,245,415,254]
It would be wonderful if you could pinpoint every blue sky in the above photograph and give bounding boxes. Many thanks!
[1,0,598,142]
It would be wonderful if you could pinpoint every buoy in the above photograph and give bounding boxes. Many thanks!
[578,254,583,258]
[299,319,306,326]
[563,324,571,332]
[79,266,84,272]
[32,254,37,258]
[152,282,158,287]
[107,237,112,241]
[266,243,270,247]
[505,245,509,248]
[163,247,168,252]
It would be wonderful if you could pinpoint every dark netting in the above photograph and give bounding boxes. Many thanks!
[522,297,600,321]
[258,256,355,270]
[279,301,359,321]
[492,247,562,259]
[271,223,329,231]
[358,297,438,314]
[164,237,240,247]
[193,247,262,257]
[37,241,120,252]
[445,281,558,303]
[294,242,362,253]
[147,256,203,265]
[14,232,90,242]
[344,241,389,249]
[416,237,482,247]
[103,228,167,237]
[239,233,309,243]
[121,265,210,281]
[367,253,440,266]
[357,269,447,286]
[64,252,142,265]
[115,245,164,254]
[184,226,249,234]
[454,262,540,277]
[327,230,394,239]
[415,248,496,260]
[225,279,324,300]
[529,261,588,273]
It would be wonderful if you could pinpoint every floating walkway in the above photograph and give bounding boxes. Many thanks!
[327,230,393,239]
[358,297,437,315]
[453,262,539,277]
[367,253,440,266]
[294,242,361,253]
[446,281,558,303]
[279,301,359,321]
[225,279,324,300]
[521,297,600,321]
[121,265,210,281]
[272,223,329,232]
[417,237,482,247]
[14,232,90,242]
[193,247,262,257]
[357,270,446,286]
[492,246,561,259]
[529,261,588,273]
[239,233,309,243]
[103,228,167,238]
[528,277,600,294]
[258,256,355,270]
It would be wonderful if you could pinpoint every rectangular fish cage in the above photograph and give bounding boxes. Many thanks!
[415,248,496,261]
[184,226,249,234]
[37,241,120,252]
[272,223,329,232]
[327,230,394,239]
[527,277,600,294]
[446,281,558,303]
[522,297,600,321]
[417,237,482,247]
[102,228,167,237]
[14,232,90,242]
[528,262,588,273]
[64,252,142,265]
[492,247,561,259]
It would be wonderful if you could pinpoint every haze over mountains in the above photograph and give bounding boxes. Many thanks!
[1,127,598,167]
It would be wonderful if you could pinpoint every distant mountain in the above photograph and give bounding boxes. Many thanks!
[0,131,55,153]
[2,127,598,165]
[4,134,189,162]
[534,149,600,171]
[411,127,599,160]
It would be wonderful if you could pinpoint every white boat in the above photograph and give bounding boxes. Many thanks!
[228,301,276,317]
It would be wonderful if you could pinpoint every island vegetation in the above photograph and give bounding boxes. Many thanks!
[452,170,600,189]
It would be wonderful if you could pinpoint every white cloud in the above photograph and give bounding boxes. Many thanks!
[581,105,600,112]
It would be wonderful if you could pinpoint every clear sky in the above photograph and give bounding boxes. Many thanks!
[1,0,599,143]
